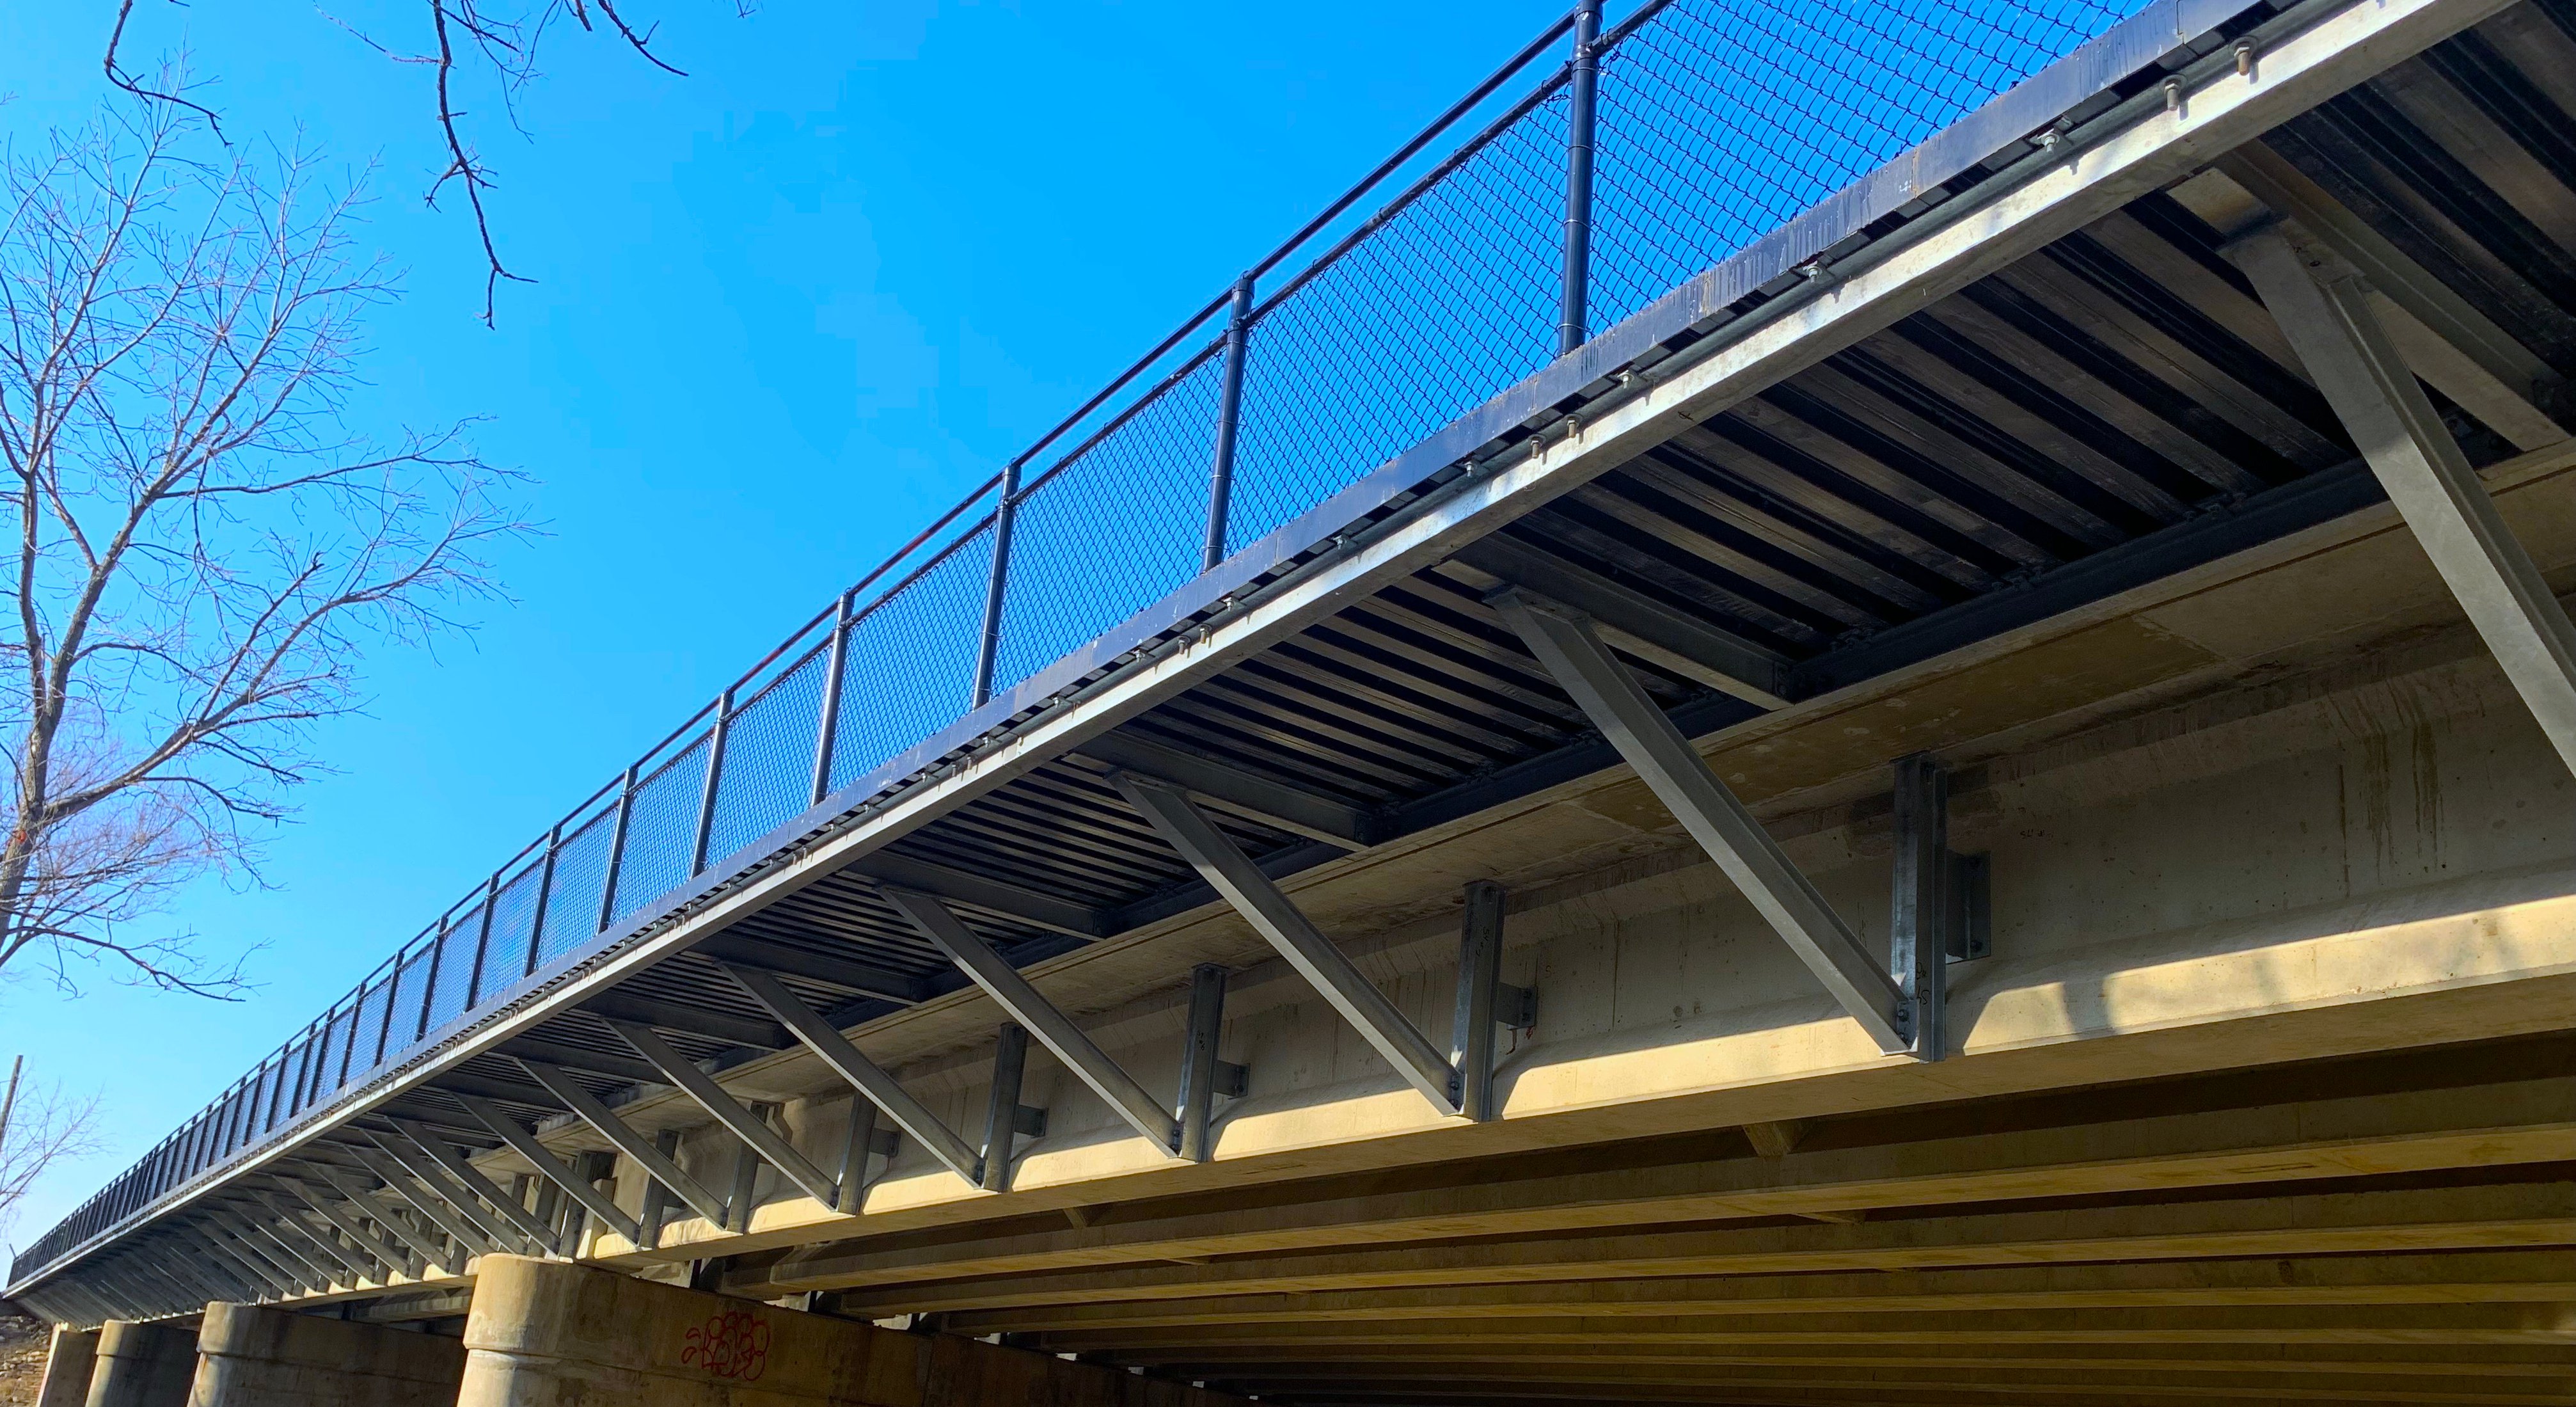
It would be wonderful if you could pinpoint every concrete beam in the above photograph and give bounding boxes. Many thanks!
[452,1255,1252,1407]
[191,1301,465,1407]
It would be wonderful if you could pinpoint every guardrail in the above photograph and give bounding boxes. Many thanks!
[13,0,2150,1284]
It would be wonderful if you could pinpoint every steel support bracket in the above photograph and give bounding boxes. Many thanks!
[377,1120,563,1255]
[455,1090,651,1244]
[1494,589,1928,1056]
[609,1017,842,1209]
[722,962,987,1186]
[1115,772,1468,1111]
[885,887,1183,1156]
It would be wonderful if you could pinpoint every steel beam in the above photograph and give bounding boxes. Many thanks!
[2220,143,2565,451]
[214,1207,335,1292]
[455,1091,651,1243]
[496,1065,716,1232]
[277,1177,422,1279]
[188,1225,291,1299]
[695,933,932,1003]
[849,851,1110,939]
[304,1166,457,1272]
[722,962,986,1184]
[1494,590,1913,1053]
[1890,755,1950,1062]
[638,1129,683,1248]
[608,1017,842,1207]
[1456,537,1794,707]
[979,1024,1034,1193]
[2235,230,2576,779]
[885,887,1183,1154]
[1174,965,1243,1163]
[580,992,786,1051]
[496,1037,665,1087]
[1075,731,1376,846]
[1116,773,1462,1110]
[379,1120,562,1252]
[345,1144,502,1257]
[1449,880,1535,1122]
[245,1193,381,1283]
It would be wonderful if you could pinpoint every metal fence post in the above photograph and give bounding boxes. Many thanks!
[971,466,1024,708]
[1559,0,1604,356]
[691,689,737,876]
[596,765,642,934]
[1204,274,1256,571]
[525,823,564,980]
[810,590,855,806]
[464,873,502,1006]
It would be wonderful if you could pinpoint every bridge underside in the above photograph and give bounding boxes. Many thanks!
[17,0,2576,1401]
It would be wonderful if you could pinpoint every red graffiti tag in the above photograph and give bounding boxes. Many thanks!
[680,1308,771,1381]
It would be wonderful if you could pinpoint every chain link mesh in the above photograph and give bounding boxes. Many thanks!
[706,646,832,868]
[828,521,997,791]
[1229,98,1571,554]
[535,811,617,970]
[994,353,1226,694]
[610,734,714,923]
[422,914,484,1037]
[1589,0,2140,326]
[474,859,548,1005]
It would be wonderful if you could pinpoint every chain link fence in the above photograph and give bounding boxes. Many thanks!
[17,0,2174,1284]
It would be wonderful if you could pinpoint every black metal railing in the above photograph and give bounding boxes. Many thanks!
[13,0,2152,1285]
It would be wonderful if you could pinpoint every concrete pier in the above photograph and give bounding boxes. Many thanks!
[84,1321,198,1407]
[455,1255,1243,1406]
[33,1326,100,1407]
[188,1301,464,1407]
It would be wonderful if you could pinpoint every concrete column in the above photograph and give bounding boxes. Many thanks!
[189,1301,466,1407]
[84,1321,198,1407]
[33,1325,101,1407]
[456,1255,1244,1406]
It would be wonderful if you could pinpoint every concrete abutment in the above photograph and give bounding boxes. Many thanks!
[455,1255,1246,1407]
[33,1325,100,1407]
[84,1320,197,1407]
[187,1300,465,1407]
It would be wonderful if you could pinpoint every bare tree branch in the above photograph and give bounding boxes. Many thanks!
[0,84,530,997]
[105,2,735,323]
[0,1060,104,1237]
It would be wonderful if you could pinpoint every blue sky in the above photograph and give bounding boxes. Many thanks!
[0,0,1562,1250]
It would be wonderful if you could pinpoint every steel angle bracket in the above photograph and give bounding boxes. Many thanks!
[1493,589,1969,1060]
[721,962,988,1187]
[1112,772,1483,1114]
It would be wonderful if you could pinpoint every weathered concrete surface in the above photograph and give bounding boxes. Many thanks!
[85,1321,196,1407]
[189,1301,464,1407]
[454,1256,1244,1406]
[33,1325,100,1407]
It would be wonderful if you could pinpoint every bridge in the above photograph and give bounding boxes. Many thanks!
[13,0,2576,1399]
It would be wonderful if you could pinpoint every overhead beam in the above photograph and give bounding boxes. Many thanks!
[608,1017,842,1207]
[302,1165,458,1272]
[578,992,787,1051]
[187,1223,294,1300]
[377,1118,562,1252]
[495,1037,665,1087]
[455,1090,652,1244]
[1455,536,1794,707]
[275,1176,423,1279]
[883,887,1183,1154]
[212,1205,342,1291]
[1492,589,1911,1051]
[1074,730,1377,846]
[1113,773,1462,1112]
[2234,230,2576,779]
[722,962,986,1184]
[343,1143,503,1257]
[2217,142,2565,450]
[693,933,932,1003]
[848,850,1110,938]
[245,1190,384,1283]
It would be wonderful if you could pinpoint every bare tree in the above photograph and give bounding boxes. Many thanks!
[0,92,524,996]
[106,1,747,324]
[0,1056,102,1239]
